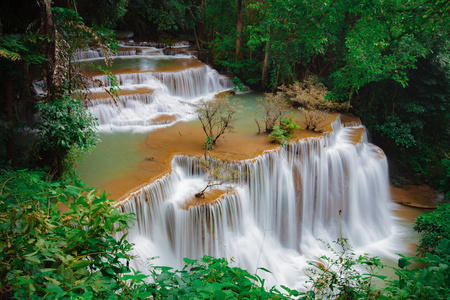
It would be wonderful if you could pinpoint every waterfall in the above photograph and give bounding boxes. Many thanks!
[74,44,234,131]
[152,66,226,99]
[89,65,230,100]
[73,46,162,61]
[86,65,233,131]
[118,117,395,287]
[73,49,104,60]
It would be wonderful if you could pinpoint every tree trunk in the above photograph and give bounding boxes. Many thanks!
[235,0,243,61]
[4,78,15,165]
[40,0,56,100]
[261,36,271,87]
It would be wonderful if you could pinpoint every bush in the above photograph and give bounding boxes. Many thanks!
[280,75,350,112]
[303,108,330,132]
[414,203,450,254]
[440,158,450,199]
[147,256,287,299]
[269,117,301,145]
[383,241,450,300]
[194,158,241,198]
[256,92,289,133]
[0,169,149,299]
[36,96,98,177]
[306,238,384,300]
[189,97,242,146]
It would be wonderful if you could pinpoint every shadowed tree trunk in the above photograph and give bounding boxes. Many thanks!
[261,30,271,87]
[4,78,15,165]
[40,0,56,100]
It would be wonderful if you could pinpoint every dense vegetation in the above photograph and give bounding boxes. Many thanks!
[0,0,449,299]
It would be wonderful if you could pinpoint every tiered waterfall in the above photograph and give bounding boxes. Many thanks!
[118,119,395,287]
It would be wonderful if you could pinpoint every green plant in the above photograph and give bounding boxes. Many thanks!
[376,115,417,150]
[281,77,350,112]
[269,117,301,145]
[231,77,246,92]
[147,255,287,299]
[36,96,98,177]
[306,238,385,300]
[414,203,450,254]
[383,241,450,300]
[0,169,151,299]
[440,158,450,199]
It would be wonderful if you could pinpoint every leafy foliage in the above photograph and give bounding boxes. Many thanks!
[269,117,301,145]
[414,203,450,254]
[147,256,286,299]
[65,0,129,28]
[0,169,151,299]
[376,115,417,149]
[0,35,46,65]
[281,76,350,112]
[122,0,200,38]
[355,52,450,187]
[35,96,98,177]
[383,242,450,300]
[441,159,450,199]
[306,238,384,300]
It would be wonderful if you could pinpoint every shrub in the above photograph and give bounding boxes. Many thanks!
[383,241,450,300]
[414,203,450,254]
[269,117,301,145]
[195,158,241,198]
[303,108,330,132]
[36,96,98,177]
[189,97,242,146]
[280,75,350,112]
[440,158,450,199]
[147,256,287,299]
[0,169,149,299]
[256,92,289,133]
[306,238,384,300]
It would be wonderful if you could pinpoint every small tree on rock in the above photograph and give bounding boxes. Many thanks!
[190,97,242,147]
[256,92,289,133]
[302,109,330,132]
[195,158,241,198]
[280,75,349,132]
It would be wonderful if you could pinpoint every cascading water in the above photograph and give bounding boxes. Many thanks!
[117,118,397,288]
[79,48,233,131]
[77,43,402,288]
[73,46,162,61]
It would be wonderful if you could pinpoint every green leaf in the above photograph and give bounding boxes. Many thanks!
[24,254,41,265]
[398,257,412,269]
[257,267,272,274]
[70,260,93,270]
